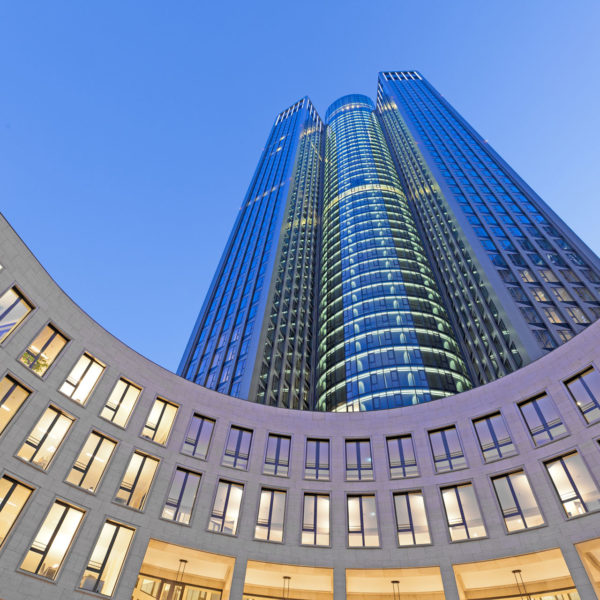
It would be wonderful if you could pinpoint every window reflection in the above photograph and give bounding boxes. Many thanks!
[302,493,329,546]
[80,520,134,596]
[17,405,73,470]
[20,500,84,580]
[161,468,201,525]
[492,471,544,531]
[0,475,33,547]
[59,353,104,404]
[181,413,215,460]
[0,374,30,436]
[347,494,379,547]
[0,287,32,343]
[255,488,285,542]
[100,378,141,427]
[65,431,116,493]
[393,491,430,545]
[19,324,68,376]
[141,397,178,445]
[441,483,486,541]
[115,451,159,510]
[209,480,243,535]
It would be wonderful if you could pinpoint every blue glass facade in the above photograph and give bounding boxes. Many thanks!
[180,72,600,410]
[178,98,323,405]
[377,71,600,385]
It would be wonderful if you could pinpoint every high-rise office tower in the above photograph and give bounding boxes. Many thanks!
[180,72,600,411]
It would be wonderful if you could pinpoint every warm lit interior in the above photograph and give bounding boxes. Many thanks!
[345,566,445,599]
[132,539,235,600]
[243,560,334,600]
[576,537,600,596]
[453,548,579,599]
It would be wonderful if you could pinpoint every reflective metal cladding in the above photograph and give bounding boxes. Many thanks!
[179,73,600,412]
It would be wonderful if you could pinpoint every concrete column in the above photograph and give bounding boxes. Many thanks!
[333,566,346,600]
[560,542,597,599]
[224,558,247,600]
[440,562,461,600]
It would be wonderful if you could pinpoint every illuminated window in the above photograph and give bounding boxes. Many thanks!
[393,491,430,546]
[20,500,84,580]
[0,475,33,547]
[65,431,116,493]
[492,471,544,531]
[519,394,567,446]
[209,480,243,535]
[161,467,201,525]
[429,426,466,472]
[441,483,486,541]
[19,324,68,376]
[347,495,379,547]
[264,434,290,476]
[80,520,134,596]
[181,413,214,459]
[0,287,32,343]
[473,412,516,462]
[305,438,329,480]
[0,374,30,436]
[565,367,600,424]
[114,451,159,510]
[543,306,565,324]
[545,452,600,517]
[141,397,178,445]
[222,426,252,470]
[17,405,74,470]
[255,488,285,542]
[386,435,418,478]
[552,286,574,302]
[100,378,141,427]
[59,353,104,404]
[345,439,373,481]
[567,306,590,324]
[302,493,329,546]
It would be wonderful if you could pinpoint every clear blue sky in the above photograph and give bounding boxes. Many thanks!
[2,1,599,372]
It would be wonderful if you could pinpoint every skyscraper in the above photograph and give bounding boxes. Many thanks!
[179,72,600,411]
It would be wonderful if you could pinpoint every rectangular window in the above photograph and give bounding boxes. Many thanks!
[59,353,105,404]
[441,483,487,541]
[222,426,252,470]
[301,493,329,546]
[345,439,373,481]
[0,287,32,343]
[492,471,544,531]
[519,394,567,446]
[255,488,285,542]
[545,452,600,517]
[473,412,516,462]
[161,467,201,525]
[114,451,159,510]
[65,431,116,493]
[141,397,178,445]
[386,435,418,478]
[264,434,290,477]
[0,374,30,436]
[20,500,84,580]
[347,495,379,547]
[0,475,33,547]
[305,438,329,480]
[79,520,134,596]
[19,324,68,376]
[100,378,141,427]
[393,491,431,546]
[181,413,215,459]
[565,367,600,424]
[17,405,74,470]
[429,426,466,473]
[208,480,243,535]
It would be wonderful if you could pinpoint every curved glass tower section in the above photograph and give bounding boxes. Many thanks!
[316,95,471,412]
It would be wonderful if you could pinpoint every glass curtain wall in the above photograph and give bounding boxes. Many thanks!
[317,94,470,411]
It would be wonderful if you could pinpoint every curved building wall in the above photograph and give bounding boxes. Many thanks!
[0,213,600,599]
[317,95,471,412]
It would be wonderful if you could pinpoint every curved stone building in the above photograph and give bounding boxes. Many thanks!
[1,213,600,599]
